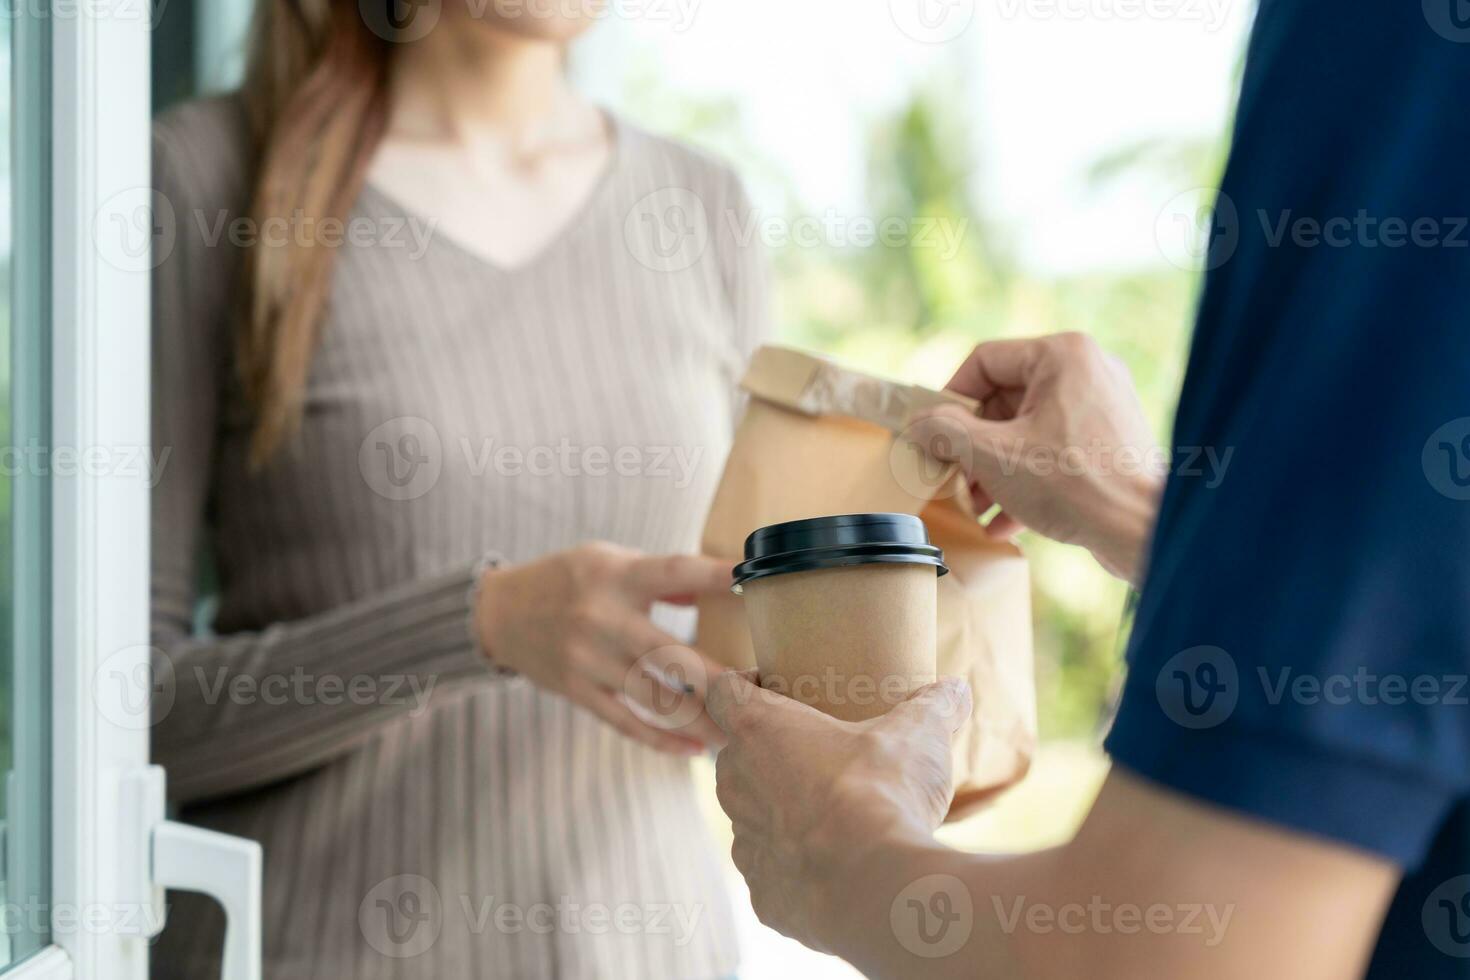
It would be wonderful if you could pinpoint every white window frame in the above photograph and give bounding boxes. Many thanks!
[5,3,262,976]
[20,6,262,979]
[37,1,154,979]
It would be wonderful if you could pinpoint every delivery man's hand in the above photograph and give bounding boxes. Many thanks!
[706,669,972,952]
[909,333,1163,584]
[711,666,1398,980]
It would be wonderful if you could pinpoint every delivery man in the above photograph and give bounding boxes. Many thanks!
[706,2,1470,976]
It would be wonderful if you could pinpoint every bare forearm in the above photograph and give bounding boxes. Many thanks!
[810,772,1397,980]
[709,669,1397,979]
[808,833,1039,980]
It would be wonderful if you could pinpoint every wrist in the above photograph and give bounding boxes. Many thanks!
[1080,471,1163,585]
[806,817,935,954]
[809,827,960,965]
[472,558,512,667]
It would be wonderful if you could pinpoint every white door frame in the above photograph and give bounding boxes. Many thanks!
[29,5,263,978]
[43,1,154,978]
[6,5,261,977]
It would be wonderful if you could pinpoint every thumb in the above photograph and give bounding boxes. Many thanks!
[883,677,973,738]
[907,404,1011,481]
[705,668,761,734]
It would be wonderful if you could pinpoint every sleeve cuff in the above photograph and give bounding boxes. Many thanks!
[318,559,501,688]
[1105,702,1459,868]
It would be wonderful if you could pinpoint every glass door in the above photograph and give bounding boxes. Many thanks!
[2,0,53,971]
[0,4,260,978]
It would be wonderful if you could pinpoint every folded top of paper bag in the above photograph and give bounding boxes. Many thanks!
[741,346,979,433]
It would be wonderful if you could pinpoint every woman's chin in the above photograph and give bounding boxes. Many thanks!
[462,9,599,44]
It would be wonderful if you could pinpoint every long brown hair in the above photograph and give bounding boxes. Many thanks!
[239,0,392,464]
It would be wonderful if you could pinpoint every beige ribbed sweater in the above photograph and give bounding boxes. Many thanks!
[149,96,768,980]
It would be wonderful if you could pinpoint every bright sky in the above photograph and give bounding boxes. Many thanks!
[577,0,1254,275]
[176,0,1254,276]
[123,0,1252,277]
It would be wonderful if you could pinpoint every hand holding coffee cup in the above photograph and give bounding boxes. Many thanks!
[731,514,947,721]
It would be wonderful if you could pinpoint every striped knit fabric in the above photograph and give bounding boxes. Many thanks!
[149,96,769,980]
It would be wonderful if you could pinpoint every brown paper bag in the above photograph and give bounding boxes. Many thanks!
[697,346,1036,818]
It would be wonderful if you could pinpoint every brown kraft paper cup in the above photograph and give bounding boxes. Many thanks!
[732,514,946,722]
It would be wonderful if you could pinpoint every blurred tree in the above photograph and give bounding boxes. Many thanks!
[776,62,1216,739]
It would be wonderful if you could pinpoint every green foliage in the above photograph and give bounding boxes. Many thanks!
[767,70,1223,740]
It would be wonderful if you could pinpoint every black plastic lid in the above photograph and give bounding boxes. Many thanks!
[730,513,948,593]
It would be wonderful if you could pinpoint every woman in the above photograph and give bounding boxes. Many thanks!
[150,1,769,977]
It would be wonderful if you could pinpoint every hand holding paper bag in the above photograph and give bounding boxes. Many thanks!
[696,346,1036,817]
[909,332,1165,584]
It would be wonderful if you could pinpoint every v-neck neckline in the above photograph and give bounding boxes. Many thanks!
[360,109,624,278]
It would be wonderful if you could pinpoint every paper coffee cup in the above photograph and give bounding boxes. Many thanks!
[731,514,947,722]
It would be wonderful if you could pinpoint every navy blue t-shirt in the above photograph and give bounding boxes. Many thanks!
[1105,0,1470,974]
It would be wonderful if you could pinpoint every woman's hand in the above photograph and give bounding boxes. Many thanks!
[909,333,1164,584]
[707,670,973,952]
[474,543,733,754]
